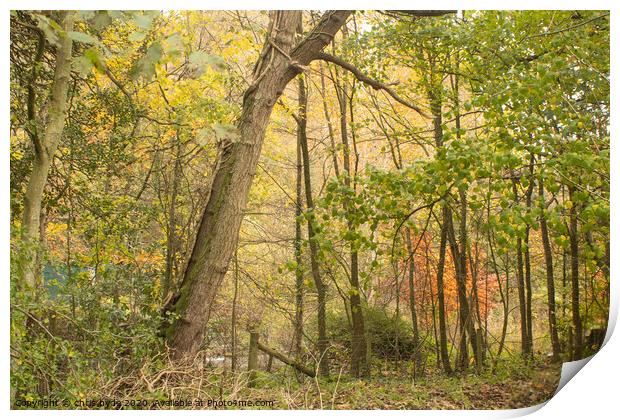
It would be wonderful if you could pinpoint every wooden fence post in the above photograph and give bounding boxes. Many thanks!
[248,331,259,387]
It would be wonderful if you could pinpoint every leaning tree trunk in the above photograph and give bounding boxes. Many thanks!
[21,11,75,289]
[165,11,352,361]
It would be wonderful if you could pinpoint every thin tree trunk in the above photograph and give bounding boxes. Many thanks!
[294,125,304,361]
[436,208,452,374]
[524,227,533,356]
[512,181,531,359]
[449,67,479,370]
[335,69,368,378]
[298,75,330,376]
[539,181,561,361]
[231,250,239,373]
[405,229,422,377]
[428,81,452,375]
[21,11,75,289]
[523,155,535,357]
[446,204,471,371]
[563,249,572,356]
[569,186,583,359]
[319,61,340,178]
[486,191,509,358]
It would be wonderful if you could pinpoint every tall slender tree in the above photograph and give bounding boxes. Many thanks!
[21,11,75,289]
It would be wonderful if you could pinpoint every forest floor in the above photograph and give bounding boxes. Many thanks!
[239,359,562,410]
[10,356,563,410]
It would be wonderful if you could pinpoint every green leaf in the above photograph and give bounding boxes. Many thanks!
[67,31,98,45]
[83,48,105,72]
[188,51,226,76]
[164,33,184,56]
[92,11,112,29]
[35,15,60,46]
[128,31,147,42]
[133,13,155,29]
[78,10,96,21]
[73,56,93,76]
[130,42,163,80]
[146,41,163,61]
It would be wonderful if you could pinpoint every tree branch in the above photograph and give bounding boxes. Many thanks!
[384,10,457,18]
[288,11,352,72]
[315,52,429,118]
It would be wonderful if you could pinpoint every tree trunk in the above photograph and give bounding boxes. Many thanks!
[319,61,340,178]
[294,124,304,361]
[165,11,351,360]
[429,84,452,375]
[21,11,75,289]
[450,67,480,370]
[446,204,471,371]
[569,186,583,359]
[523,156,535,357]
[436,207,452,374]
[524,227,534,356]
[348,250,369,377]
[298,75,330,376]
[231,250,239,372]
[336,68,369,378]
[539,181,561,361]
[163,133,182,299]
[486,198,509,358]
[512,181,531,359]
[405,229,423,377]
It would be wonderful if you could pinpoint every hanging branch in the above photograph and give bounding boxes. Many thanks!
[314,52,429,118]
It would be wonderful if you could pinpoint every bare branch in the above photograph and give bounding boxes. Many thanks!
[315,52,429,118]
[385,10,457,18]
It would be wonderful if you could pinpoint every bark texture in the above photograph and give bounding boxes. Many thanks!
[166,11,352,361]
[21,11,75,289]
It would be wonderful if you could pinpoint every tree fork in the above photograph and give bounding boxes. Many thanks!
[165,11,353,361]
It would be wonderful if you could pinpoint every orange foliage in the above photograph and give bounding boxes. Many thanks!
[396,231,499,330]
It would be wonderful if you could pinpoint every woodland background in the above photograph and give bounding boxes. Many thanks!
[9,10,610,409]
